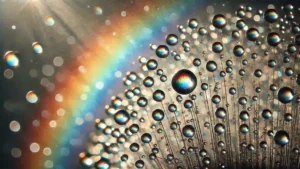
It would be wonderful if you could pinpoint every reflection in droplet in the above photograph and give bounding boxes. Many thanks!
[171,69,197,95]
[156,45,169,58]
[26,91,38,103]
[274,130,289,146]
[94,6,103,15]
[80,4,300,169]
[4,51,19,68]
[212,14,227,29]
[32,42,43,54]
[114,110,130,125]
[45,16,55,26]
[278,87,294,104]
[182,125,195,137]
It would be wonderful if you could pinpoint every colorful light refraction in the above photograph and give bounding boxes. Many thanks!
[4,51,19,67]
[80,3,300,169]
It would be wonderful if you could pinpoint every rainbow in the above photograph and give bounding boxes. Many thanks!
[20,1,204,168]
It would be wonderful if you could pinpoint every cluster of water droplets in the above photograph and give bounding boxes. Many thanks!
[80,4,300,169]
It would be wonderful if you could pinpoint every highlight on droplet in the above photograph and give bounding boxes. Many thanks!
[4,51,19,68]
[32,42,43,54]
[26,91,39,103]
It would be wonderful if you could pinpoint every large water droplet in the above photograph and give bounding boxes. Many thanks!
[172,69,197,95]
[212,14,227,29]
[274,130,289,146]
[278,87,294,104]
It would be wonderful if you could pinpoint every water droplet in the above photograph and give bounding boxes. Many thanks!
[168,104,177,112]
[166,34,178,46]
[267,32,281,46]
[198,27,208,35]
[143,77,154,87]
[214,123,225,134]
[44,16,55,26]
[236,8,245,18]
[212,42,223,53]
[4,51,19,68]
[199,149,207,157]
[153,90,165,102]
[120,154,128,161]
[137,97,148,107]
[130,143,140,152]
[94,6,103,15]
[206,61,217,72]
[141,133,152,143]
[135,160,144,168]
[152,109,164,121]
[172,69,197,95]
[26,91,38,103]
[188,18,198,29]
[146,59,158,70]
[274,130,289,146]
[247,28,259,41]
[193,58,201,67]
[202,157,211,166]
[239,124,249,134]
[95,158,110,169]
[156,45,169,58]
[254,69,263,78]
[114,110,130,125]
[212,95,221,104]
[264,9,278,23]
[236,19,246,29]
[212,14,227,29]
[238,97,247,105]
[284,113,292,122]
[229,87,236,95]
[215,107,226,119]
[278,87,294,104]
[283,4,294,12]
[184,100,193,109]
[182,125,195,137]
[239,111,249,121]
[233,45,245,57]
[260,141,268,149]
[262,109,272,120]
[232,30,240,39]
